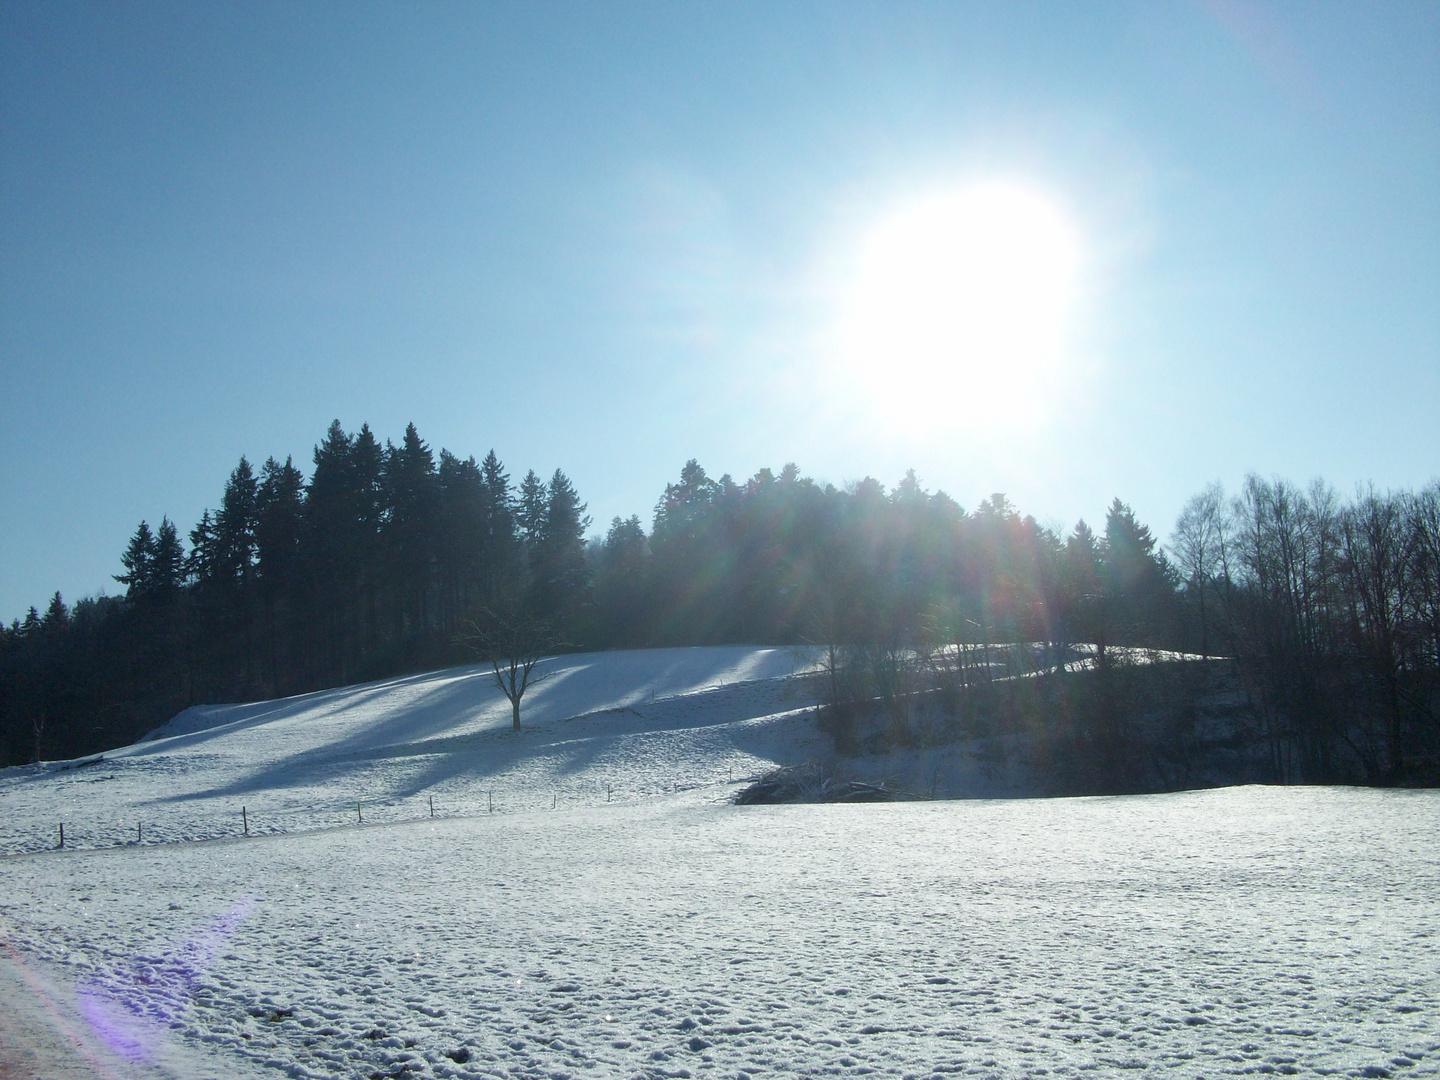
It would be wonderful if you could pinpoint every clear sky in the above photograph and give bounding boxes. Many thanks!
[2,1,1437,620]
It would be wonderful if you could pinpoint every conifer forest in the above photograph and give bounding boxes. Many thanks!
[3,420,1437,786]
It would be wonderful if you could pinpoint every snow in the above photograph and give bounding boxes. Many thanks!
[1,646,1437,1079]
[0,646,822,854]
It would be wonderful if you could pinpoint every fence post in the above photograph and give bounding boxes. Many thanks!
[242,806,248,836]
[357,801,363,824]
[57,823,64,849]
[137,822,142,844]
[429,795,434,818]
[488,792,492,814]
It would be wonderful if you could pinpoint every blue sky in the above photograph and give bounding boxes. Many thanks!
[2,1,1437,619]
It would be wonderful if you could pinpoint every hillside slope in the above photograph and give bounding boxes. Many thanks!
[0,647,1436,1079]
[0,646,822,855]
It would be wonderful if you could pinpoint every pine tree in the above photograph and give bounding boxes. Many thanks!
[652,459,717,546]
[480,451,514,538]
[350,424,387,654]
[189,459,262,698]
[306,423,355,584]
[1062,520,1104,650]
[532,469,591,625]
[41,592,69,633]
[593,515,649,645]
[478,450,518,609]
[304,423,354,684]
[310,421,354,502]
[305,421,384,681]
[437,450,486,634]
[256,456,307,690]
[517,470,547,551]
[187,511,218,583]
[151,518,185,601]
[351,424,386,536]
[383,423,440,638]
[214,457,260,587]
[1102,498,1174,645]
[115,521,157,601]
[256,457,306,589]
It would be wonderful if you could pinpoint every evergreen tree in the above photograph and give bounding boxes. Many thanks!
[309,421,354,503]
[648,460,723,641]
[213,457,259,587]
[478,450,518,609]
[349,423,388,655]
[255,457,306,590]
[188,459,262,698]
[517,470,547,551]
[41,592,69,633]
[383,423,440,641]
[652,459,718,547]
[255,456,307,691]
[304,421,356,684]
[151,518,186,602]
[305,421,385,682]
[115,521,157,601]
[1102,498,1175,644]
[437,449,486,634]
[592,516,649,645]
[187,511,218,583]
[530,469,590,625]
[1055,519,1104,655]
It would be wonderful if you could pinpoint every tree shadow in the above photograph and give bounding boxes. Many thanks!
[134,646,805,805]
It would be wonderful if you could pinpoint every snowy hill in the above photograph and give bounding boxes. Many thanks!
[0,645,823,854]
[0,646,1436,1080]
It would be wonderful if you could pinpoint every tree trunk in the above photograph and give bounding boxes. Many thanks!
[512,697,521,731]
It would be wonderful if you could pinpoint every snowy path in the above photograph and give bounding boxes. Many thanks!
[1,786,1436,1079]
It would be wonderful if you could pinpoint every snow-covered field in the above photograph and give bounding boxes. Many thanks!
[1,647,1437,1079]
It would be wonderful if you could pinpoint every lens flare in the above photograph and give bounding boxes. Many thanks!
[76,896,255,1062]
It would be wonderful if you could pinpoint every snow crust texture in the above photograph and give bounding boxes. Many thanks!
[1,787,1436,1079]
[0,647,1436,1079]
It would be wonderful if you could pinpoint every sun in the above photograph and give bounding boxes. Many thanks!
[838,180,1083,431]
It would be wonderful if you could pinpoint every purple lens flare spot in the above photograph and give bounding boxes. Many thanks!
[75,896,256,1062]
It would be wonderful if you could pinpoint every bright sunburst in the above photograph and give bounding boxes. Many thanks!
[839,180,1083,431]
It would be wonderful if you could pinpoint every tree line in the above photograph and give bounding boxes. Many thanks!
[1170,477,1440,784]
[1,421,589,763]
[1,419,1435,783]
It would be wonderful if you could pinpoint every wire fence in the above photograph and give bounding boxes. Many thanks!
[2,766,766,858]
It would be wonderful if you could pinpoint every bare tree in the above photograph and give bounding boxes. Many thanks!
[1344,486,1410,777]
[1410,484,1440,677]
[867,641,922,747]
[1170,483,1227,658]
[804,563,870,753]
[459,606,560,731]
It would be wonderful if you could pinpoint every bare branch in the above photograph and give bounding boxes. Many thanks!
[457,606,562,731]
